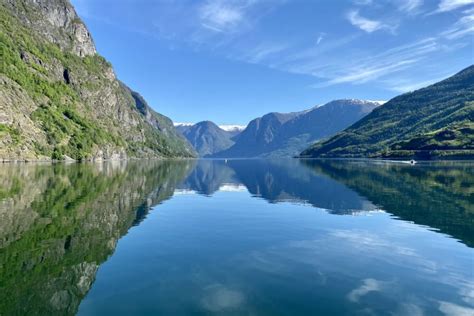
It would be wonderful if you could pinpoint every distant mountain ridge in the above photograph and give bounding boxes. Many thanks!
[212,99,381,158]
[176,121,238,157]
[300,65,474,159]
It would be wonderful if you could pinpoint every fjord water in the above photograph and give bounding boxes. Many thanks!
[0,160,473,315]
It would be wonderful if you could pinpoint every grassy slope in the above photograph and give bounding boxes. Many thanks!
[301,66,474,159]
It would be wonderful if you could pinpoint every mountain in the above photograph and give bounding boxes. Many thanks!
[179,121,237,157]
[300,66,474,159]
[212,100,380,158]
[0,0,195,161]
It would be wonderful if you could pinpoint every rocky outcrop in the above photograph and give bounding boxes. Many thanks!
[3,0,96,57]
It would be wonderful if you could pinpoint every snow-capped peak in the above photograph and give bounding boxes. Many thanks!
[218,125,247,132]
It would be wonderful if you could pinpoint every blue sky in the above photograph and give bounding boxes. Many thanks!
[71,0,474,125]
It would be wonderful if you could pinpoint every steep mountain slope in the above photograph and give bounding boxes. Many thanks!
[300,66,474,159]
[213,100,380,158]
[0,0,195,161]
[180,121,236,157]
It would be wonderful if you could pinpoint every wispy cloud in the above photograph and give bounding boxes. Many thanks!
[199,0,247,33]
[321,59,418,86]
[307,37,439,87]
[383,74,451,93]
[243,42,289,63]
[398,0,424,13]
[440,10,474,39]
[437,0,474,12]
[346,10,395,33]
[316,33,326,45]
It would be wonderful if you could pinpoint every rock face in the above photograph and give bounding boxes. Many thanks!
[212,100,380,158]
[4,0,96,57]
[179,121,237,157]
[0,0,195,161]
[300,66,474,159]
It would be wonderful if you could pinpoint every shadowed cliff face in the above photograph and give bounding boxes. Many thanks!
[0,160,194,316]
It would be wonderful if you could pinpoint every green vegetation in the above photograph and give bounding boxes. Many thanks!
[300,66,474,159]
[0,123,21,144]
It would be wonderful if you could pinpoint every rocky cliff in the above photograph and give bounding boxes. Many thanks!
[0,0,195,161]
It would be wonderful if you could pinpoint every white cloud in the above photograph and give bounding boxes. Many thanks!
[316,33,326,45]
[173,122,194,127]
[399,0,424,13]
[324,59,418,85]
[437,0,474,12]
[218,124,247,131]
[440,11,474,39]
[346,10,390,33]
[198,0,256,33]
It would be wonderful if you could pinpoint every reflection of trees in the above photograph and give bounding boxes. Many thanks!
[0,160,193,316]
[302,160,474,247]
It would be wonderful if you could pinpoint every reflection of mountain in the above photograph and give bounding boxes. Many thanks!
[177,160,237,195]
[302,160,474,247]
[179,159,377,213]
[0,161,193,316]
[178,159,474,247]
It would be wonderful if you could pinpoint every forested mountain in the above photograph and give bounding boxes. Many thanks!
[301,65,474,159]
[0,0,195,161]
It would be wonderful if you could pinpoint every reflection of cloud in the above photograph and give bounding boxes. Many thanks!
[396,303,424,316]
[173,189,198,195]
[459,283,474,305]
[219,184,247,192]
[439,301,474,316]
[201,284,245,312]
[347,278,383,302]
[330,230,418,257]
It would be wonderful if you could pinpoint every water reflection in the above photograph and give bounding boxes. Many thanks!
[0,161,192,315]
[179,159,474,247]
[0,159,472,315]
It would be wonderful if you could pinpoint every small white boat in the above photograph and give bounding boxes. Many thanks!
[410,160,416,165]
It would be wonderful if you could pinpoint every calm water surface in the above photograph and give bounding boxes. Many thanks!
[0,159,473,315]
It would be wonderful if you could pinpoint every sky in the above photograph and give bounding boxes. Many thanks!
[71,0,474,125]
